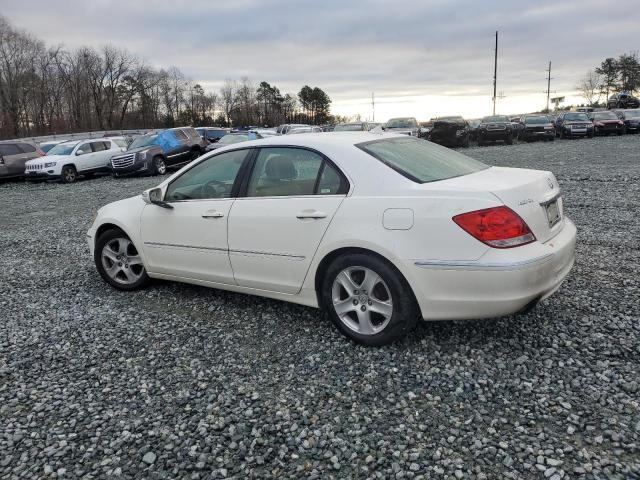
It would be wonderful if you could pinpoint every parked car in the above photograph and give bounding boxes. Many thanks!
[205,132,263,152]
[25,139,123,183]
[88,133,576,346]
[383,117,419,136]
[428,116,470,147]
[276,124,309,135]
[0,140,44,179]
[287,126,323,134]
[110,127,206,177]
[554,112,594,139]
[466,119,481,141]
[588,111,625,136]
[39,139,69,154]
[616,109,640,133]
[607,92,640,109]
[519,115,556,142]
[476,115,514,145]
[334,122,371,132]
[195,127,230,144]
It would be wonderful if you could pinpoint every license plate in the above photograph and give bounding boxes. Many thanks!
[545,199,561,228]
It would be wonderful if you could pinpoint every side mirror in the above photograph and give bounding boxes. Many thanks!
[76,150,85,156]
[142,187,173,209]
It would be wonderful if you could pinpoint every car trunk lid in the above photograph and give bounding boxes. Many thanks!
[433,166,564,243]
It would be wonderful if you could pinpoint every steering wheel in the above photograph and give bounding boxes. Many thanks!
[200,180,228,199]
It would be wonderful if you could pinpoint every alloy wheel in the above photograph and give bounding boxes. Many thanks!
[101,237,144,285]
[155,158,166,175]
[63,168,76,183]
[331,266,393,335]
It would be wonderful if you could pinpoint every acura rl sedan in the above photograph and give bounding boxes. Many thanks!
[87,133,576,346]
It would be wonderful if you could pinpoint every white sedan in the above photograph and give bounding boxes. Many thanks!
[25,138,124,183]
[87,133,576,345]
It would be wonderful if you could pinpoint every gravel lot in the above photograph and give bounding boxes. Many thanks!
[1,135,639,479]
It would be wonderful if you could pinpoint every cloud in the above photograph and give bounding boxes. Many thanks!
[2,0,638,119]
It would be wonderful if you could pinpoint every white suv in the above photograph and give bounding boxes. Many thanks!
[25,139,125,183]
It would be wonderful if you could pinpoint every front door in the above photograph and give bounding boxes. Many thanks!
[140,148,250,283]
[228,147,349,294]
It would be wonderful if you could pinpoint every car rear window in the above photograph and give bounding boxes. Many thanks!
[0,143,21,156]
[356,136,488,184]
[18,143,36,153]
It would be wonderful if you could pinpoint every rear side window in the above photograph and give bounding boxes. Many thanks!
[91,141,107,152]
[357,137,488,184]
[18,143,36,153]
[174,129,188,141]
[0,144,21,156]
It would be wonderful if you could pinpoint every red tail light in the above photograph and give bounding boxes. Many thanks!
[453,206,535,248]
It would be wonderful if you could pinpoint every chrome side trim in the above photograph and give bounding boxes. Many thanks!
[414,254,554,271]
[229,249,305,261]
[143,241,304,260]
[144,241,226,252]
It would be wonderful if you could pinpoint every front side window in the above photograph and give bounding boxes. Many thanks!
[247,148,340,197]
[76,143,92,155]
[165,149,248,201]
[357,136,488,184]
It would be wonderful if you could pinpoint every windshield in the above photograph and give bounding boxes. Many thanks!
[437,116,464,122]
[112,138,128,147]
[525,116,549,125]
[482,116,509,123]
[219,134,248,144]
[334,123,364,131]
[564,113,589,121]
[48,143,78,155]
[40,143,59,153]
[357,136,488,184]
[593,112,619,120]
[386,118,418,129]
[624,109,640,118]
[128,135,158,150]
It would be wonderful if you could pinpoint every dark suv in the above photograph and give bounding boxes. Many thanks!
[519,115,556,142]
[110,127,205,177]
[428,117,470,147]
[476,115,514,145]
[607,92,640,109]
[617,109,640,133]
[554,112,594,139]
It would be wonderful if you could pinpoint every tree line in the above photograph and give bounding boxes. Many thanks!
[0,16,334,139]
[577,52,640,106]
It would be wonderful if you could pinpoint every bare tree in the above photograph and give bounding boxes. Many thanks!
[577,70,602,106]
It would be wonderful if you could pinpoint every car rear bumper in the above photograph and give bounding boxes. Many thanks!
[407,217,577,320]
[0,164,26,178]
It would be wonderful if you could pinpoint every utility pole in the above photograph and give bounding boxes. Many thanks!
[544,61,553,112]
[371,92,375,122]
[492,31,498,115]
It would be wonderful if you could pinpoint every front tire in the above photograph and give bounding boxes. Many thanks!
[95,229,151,291]
[152,156,167,176]
[322,254,419,346]
[60,165,77,183]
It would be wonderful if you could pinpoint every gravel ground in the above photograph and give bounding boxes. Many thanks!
[1,135,639,479]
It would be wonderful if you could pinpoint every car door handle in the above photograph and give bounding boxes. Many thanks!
[296,210,327,219]
[202,210,224,219]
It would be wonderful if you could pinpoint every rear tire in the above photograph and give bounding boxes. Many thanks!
[94,229,151,291]
[60,165,77,184]
[505,135,513,145]
[322,253,419,346]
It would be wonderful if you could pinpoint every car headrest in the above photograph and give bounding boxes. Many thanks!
[265,155,296,180]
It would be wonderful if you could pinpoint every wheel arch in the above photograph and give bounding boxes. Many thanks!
[313,246,422,317]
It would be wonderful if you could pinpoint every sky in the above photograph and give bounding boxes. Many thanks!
[2,0,638,121]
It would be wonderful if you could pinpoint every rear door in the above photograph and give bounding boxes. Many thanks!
[0,143,25,177]
[90,141,112,169]
[227,147,349,294]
